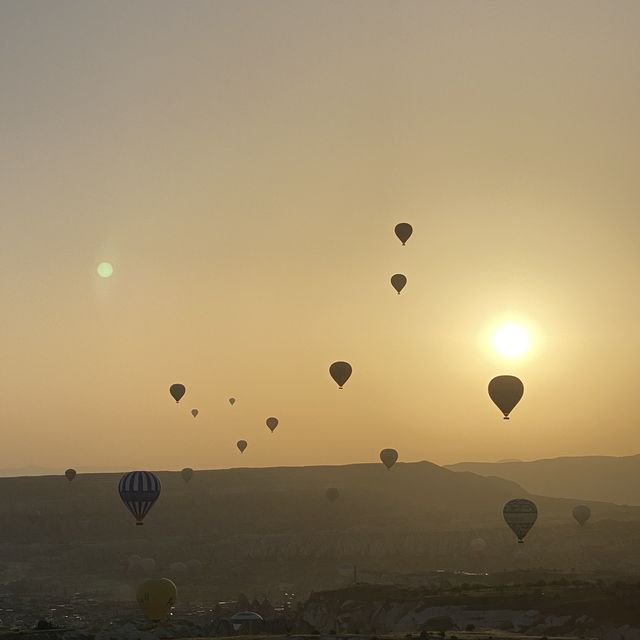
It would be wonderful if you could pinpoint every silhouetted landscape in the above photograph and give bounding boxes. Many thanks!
[1,463,640,638]
[447,454,640,505]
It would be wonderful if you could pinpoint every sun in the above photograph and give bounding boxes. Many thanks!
[493,323,531,358]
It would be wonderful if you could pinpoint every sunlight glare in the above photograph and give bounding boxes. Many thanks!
[493,323,530,358]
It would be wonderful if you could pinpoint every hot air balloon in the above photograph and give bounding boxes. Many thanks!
[573,504,591,527]
[181,467,194,483]
[127,555,143,574]
[326,487,340,503]
[136,578,177,622]
[503,498,537,543]
[329,361,352,389]
[266,417,278,433]
[65,468,76,482]
[118,471,161,526]
[470,537,487,553]
[488,375,524,419]
[229,397,236,406]
[191,409,198,418]
[230,611,264,633]
[395,223,413,246]
[139,558,156,574]
[237,440,248,453]
[380,448,398,470]
[169,384,186,403]
[390,274,407,294]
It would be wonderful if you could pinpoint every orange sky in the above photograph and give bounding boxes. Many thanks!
[2,1,640,472]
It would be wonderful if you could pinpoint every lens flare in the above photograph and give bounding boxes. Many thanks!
[97,262,114,278]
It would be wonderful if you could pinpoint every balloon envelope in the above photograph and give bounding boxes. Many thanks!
[136,578,177,622]
[191,409,198,418]
[573,504,591,527]
[266,417,278,432]
[118,471,161,525]
[390,274,407,294]
[140,558,156,573]
[229,397,236,405]
[380,448,398,469]
[181,467,194,483]
[326,487,340,503]
[488,375,524,419]
[237,440,248,453]
[395,222,413,245]
[470,537,487,553]
[503,498,537,543]
[329,361,352,389]
[169,384,186,403]
[65,468,76,482]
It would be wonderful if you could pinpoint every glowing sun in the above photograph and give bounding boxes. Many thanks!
[493,323,531,358]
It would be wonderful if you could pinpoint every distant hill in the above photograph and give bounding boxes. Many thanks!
[2,461,640,599]
[0,460,628,541]
[446,454,640,505]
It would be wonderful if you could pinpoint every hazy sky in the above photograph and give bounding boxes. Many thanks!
[2,0,640,472]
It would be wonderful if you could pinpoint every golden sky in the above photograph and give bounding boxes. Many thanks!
[1,1,640,472]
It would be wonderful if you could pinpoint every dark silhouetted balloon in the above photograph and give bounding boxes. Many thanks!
[390,274,407,294]
[329,361,352,389]
[181,467,194,483]
[573,504,591,527]
[65,468,76,482]
[488,375,524,419]
[326,487,340,503]
[503,498,537,543]
[395,223,413,245]
[380,448,398,470]
[119,471,161,526]
[169,384,186,403]
[229,397,236,406]
[237,440,248,453]
[191,409,198,418]
[136,578,177,622]
[266,417,278,433]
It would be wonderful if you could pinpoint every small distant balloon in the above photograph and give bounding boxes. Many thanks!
[181,467,194,483]
[390,274,407,294]
[229,397,236,406]
[573,504,591,527]
[394,223,413,246]
[97,262,114,278]
[503,498,537,543]
[191,409,199,418]
[237,440,248,453]
[118,471,161,526]
[329,361,352,389]
[380,448,398,470]
[169,384,186,403]
[326,487,340,503]
[136,578,177,622]
[139,558,156,574]
[65,468,76,482]
[470,537,487,553]
[266,417,279,433]
[488,375,524,419]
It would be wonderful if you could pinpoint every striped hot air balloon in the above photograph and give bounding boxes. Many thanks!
[118,471,162,526]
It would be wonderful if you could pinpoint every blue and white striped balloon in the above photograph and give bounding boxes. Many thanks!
[118,471,161,526]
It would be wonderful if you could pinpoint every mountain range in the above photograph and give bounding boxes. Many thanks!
[446,454,640,505]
